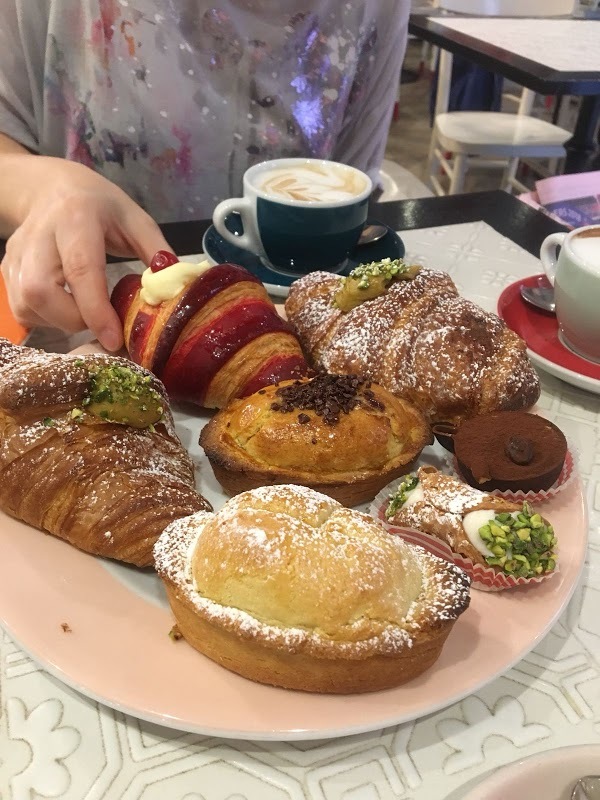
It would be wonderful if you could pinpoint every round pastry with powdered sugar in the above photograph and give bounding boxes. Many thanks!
[200,373,432,507]
[154,484,471,694]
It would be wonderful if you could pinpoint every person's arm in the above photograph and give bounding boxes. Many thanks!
[332,0,411,184]
[0,3,171,351]
[0,133,31,237]
[0,135,173,351]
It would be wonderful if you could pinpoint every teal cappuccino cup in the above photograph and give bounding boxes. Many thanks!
[212,158,372,273]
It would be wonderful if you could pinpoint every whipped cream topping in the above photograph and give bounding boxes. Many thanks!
[140,259,212,306]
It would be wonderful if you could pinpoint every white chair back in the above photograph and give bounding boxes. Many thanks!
[434,0,576,16]
[429,0,574,195]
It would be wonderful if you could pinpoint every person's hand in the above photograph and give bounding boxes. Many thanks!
[1,157,172,351]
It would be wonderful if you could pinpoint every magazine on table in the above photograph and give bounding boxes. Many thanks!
[519,170,600,228]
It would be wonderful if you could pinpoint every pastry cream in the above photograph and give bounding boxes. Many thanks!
[402,482,424,507]
[402,482,509,558]
[461,510,518,557]
[140,259,212,306]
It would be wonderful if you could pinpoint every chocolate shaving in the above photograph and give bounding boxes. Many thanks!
[272,373,382,425]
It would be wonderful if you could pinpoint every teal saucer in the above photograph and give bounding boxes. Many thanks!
[202,217,405,298]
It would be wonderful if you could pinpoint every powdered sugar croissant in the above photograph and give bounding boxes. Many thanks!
[0,339,210,567]
[285,262,540,424]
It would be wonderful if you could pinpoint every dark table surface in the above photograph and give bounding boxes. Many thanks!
[155,190,567,262]
[409,15,600,96]
[409,15,600,173]
[0,190,567,266]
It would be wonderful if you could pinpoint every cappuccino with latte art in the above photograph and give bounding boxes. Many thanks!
[212,157,372,272]
[256,162,368,203]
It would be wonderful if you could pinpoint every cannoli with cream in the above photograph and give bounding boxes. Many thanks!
[386,466,557,579]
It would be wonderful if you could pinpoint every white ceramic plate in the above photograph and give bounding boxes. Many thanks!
[528,349,600,396]
[459,744,600,800]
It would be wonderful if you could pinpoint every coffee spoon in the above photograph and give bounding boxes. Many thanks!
[357,223,388,246]
[520,283,556,314]
[571,775,600,799]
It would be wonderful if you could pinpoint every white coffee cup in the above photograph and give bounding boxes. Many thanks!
[540,224,600,363]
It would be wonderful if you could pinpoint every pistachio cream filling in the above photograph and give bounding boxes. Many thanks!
[82,364,164,428]
[334,258,420,312]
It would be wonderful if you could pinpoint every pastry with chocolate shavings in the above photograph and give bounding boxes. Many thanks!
[200,373,432,506]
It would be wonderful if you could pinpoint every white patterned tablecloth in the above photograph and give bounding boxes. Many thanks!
[1,221,600,800]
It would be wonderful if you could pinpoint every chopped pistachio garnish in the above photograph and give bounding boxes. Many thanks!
[386,474,419,518]
[333,258,421,311]
[347,258,416,289]
[42,417,55,427]
[479,503,557,578]
[84,364,163,429]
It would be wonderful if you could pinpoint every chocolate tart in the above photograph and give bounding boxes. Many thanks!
[199,374,433,507]
[452,411,567,493]
[154,485,471,694]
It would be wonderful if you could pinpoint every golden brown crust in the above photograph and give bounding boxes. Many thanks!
[154,485,471,693]
[0,339,211,566]
[285,268,541,424]
[162,577,454,693]
[200,379,432,506]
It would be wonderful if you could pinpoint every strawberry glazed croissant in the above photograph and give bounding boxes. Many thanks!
[0,339,211,567]
[285,259,541,424]
[111,252,310,409]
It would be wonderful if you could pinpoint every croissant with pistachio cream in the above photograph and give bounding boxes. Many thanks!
[285,258,541,424]
[386,466,557,579]
[0,339,210,566]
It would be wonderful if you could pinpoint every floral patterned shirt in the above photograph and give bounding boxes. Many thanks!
[0,0,409,222]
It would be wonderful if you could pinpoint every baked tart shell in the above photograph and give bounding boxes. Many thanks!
[155,487,470,695]
[200,379,433,507]
[162,577,456,694]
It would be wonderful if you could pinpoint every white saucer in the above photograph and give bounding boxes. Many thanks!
[457,744,600,800]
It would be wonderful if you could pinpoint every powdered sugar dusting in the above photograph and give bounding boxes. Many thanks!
[154,486,470,659]
[0,339,177,438]
[285,268,540,422]
[394,468,498,526]
[0,339,208,563]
